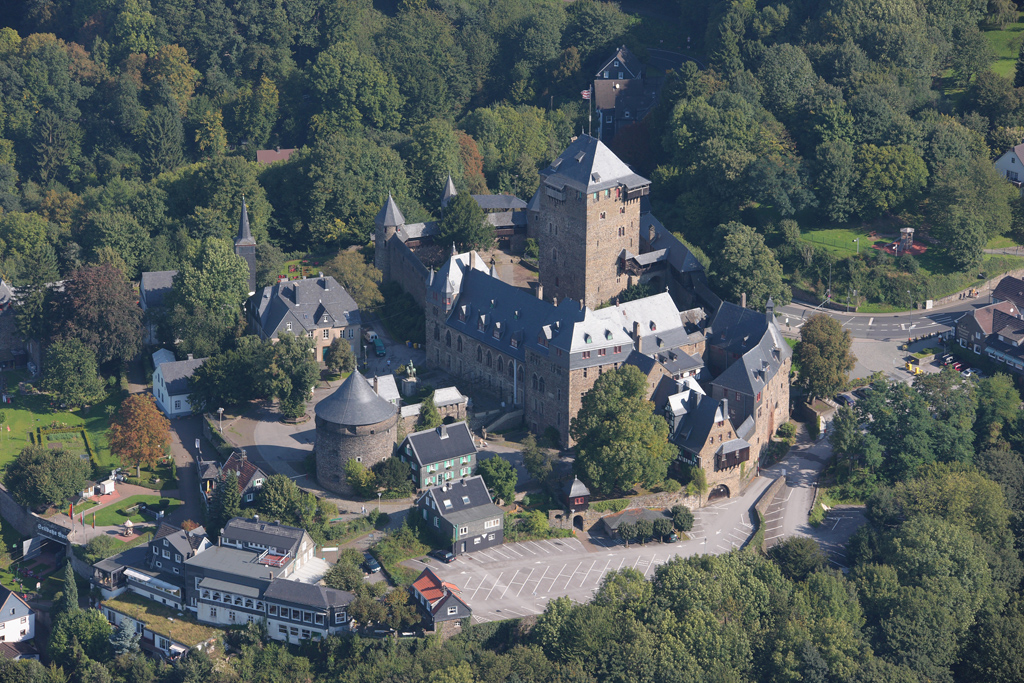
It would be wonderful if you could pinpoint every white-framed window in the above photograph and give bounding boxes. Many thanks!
[323,329,330,339]
[286,323,292,331]
[246,493,254,502]
[163,550,170,558]
[279,624,287,634]
[434,517,440,528]
[474,537,481,544]
[155,561,162,568]
[254,479,263,486]
[175,554,181,562]
[447,606,458,615]
[174,400,181,410]
[335,612,346,624]
[269,605,278,616]
[484,519,500,529]
[210,607,217,618]
[459,526,468,536]
[307,330,314,338]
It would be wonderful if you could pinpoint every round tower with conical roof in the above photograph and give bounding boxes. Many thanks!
[374,194,405,282]
[314,372,398,494]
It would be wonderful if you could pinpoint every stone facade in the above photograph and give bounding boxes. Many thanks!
[314,413,397,495]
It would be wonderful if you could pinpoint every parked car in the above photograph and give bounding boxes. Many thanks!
[663,531,679,543]
[852,387,873,400]
[941,354,954,365]
[952,362,963,371]
[961,369,974,378]
[364,554,381,573]
[430,549,456,564]
[363,329,378,342]
[835,394,855,407]
[373,338,386,357]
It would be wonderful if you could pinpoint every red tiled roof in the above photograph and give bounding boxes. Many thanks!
[256,148,296,164]
[412,568,460,603]
[222,452,261,491]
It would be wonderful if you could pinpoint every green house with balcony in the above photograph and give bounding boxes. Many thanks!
[397,421,477,490]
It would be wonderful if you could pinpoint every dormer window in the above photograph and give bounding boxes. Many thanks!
[584,333,592,343]
[614,60,619,67]
[650,321,656,331]
[478,319,485,332]
[605,330,612,340]
[285,323,292,331]
[443,499,452,510]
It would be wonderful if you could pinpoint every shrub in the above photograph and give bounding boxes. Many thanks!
[776,422,797,440]
[662,478,681,493]
[542,426,561,448]
[807,418,820,440]
[591,498,630,514]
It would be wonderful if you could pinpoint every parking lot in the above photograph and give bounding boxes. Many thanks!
[412,492,769,623]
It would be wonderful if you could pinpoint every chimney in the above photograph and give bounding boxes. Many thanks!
[740,293,746,309]
[580,300,585,311]
[462,478,468,487]
[536,284,544,300]
[470,251,477,270]
[438,424,448,440]
[373,376,379,394]
[632,320,640,342]
[187,354,194,361]
[553,296,558,307]
[720,397,729,418]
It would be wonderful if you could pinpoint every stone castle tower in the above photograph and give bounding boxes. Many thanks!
[314,372,398,494]
[535,135,650,309]
[235,196,257,296]
[374,194,405,282]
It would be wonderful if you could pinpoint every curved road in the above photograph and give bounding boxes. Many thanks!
[778,298,982,340]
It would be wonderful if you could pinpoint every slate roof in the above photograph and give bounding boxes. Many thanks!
[595,45,642,80]
[140,270,177,309]
[251,276,360,338]
[157,357,206,396]
[432,386,467,407]
[540,134,649,194]
[222,451,265,492]
[418,476,502,526]
[197,459,221,481]
[153,523,207,558]
[315,370,397,426]
[397,221,437,242]
[969,301,1019,335]
[403,422,476,467]
[993,309,1024,343]
[375,195,406,229]
[235,197,256,246]
[221,517,306,556]
[429,251,490,297]
[485,210,527,229]
[642,214,704,274]
[365,374,400,405]
[562,477,590,499]
[473,194,528,211]
[710,316,791,397]
[263,580,353,609]
[676,396,730,454]
[993,275,1024,310]
[441,176,458,208]
[706,301,773,357]
[0,585,30,613]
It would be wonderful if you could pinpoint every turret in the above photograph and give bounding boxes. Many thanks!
[374,194,405,280]
[441,175,458,210]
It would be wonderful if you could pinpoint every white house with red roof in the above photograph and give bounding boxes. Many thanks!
[410,568,471,630]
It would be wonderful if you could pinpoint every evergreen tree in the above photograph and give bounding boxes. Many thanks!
[55,561,79,619]
[436,193,493,251]
[110,617,140,655]
[208,471,241,539]
[417,393,442,430]
[1013,42,1024,89]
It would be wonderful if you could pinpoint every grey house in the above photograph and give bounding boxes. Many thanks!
[416,476,503,556]
[263,580,353,644]
[398,422,477,489]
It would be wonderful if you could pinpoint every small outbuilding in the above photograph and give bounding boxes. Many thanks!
[561,477,591,511]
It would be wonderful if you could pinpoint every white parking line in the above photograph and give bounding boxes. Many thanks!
[484,573,506,601]
[499,570,520,599]
[515,568,535,597]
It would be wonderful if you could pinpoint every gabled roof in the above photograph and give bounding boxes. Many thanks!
[417,476,503,525]
[222,451,265,492]
[365,374,400,404]
[710,316,791,397]
[432,386,467,407]
[251,276,360,338]
[594,78,639,110]
[968,301,1019,335]
[263,580,353,609]
[375,194,406,229]
[0,585,31,614]
[706,301,771,357]
[429,251,490,297]
[540,134,649,194]
[140,270,177,309]
[412,568,461,603]
[642,214,704,274]
[993,309,1024,343]
[562,477,590,499]
[472,194,527,211]
[600,507,669,531]
[595,45,642,79]
[992,275,1024,309]
[315,370,397,426]
[154,522,208,557]
[236,196,256,246]
[221,517,306,556]
[156,356,206,396]
[403,422,476,467]
[256,148,296,164]
[676,396,731,454]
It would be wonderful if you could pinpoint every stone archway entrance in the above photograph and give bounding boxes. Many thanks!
[573,515,584,530]
[707,484,730,501]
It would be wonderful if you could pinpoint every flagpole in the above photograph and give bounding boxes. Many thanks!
[588,86,592,137]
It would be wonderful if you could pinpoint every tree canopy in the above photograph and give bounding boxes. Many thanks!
[796,313,857,399]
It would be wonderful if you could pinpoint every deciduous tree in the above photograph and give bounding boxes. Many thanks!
[42,338,105,408]
[570,365,675,495]
[3,444,91,510]
[53,263,143,366]
[711,222,791,310]
[208,471,241,539]
[796,314,857,400]
[417,393,442,430]
[477,456,517,505]
[107,394,170,477]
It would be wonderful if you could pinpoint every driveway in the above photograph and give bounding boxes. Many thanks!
[778,300,977,341]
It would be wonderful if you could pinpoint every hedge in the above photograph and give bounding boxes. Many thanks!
[590,498,630,514]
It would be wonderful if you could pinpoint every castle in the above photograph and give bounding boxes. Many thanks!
[374,135,790,497]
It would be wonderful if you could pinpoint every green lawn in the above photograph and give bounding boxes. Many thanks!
[799,226,887,256]
[90,494,182,527]
[0,374,120,476]
[987,234,1024,249]
[985,13,1024,77]
[275,257,329,283]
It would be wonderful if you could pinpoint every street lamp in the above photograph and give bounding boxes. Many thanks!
[907,290,913,343]
[217,407,224,433]
[569,508,575,535]
[377,491,382,513]
[853,238,859,255]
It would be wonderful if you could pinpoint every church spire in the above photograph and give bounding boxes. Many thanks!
[236,195,256,246]
[441,174,458,209]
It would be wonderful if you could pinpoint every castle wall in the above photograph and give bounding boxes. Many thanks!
[314,413,398,494]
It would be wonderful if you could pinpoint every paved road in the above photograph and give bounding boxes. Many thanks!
[778,299,980,341]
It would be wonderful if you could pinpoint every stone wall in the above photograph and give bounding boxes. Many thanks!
[754,474,787,552]
[0,483,43,537]
[314,413,397,495]
[548,489,704,533]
